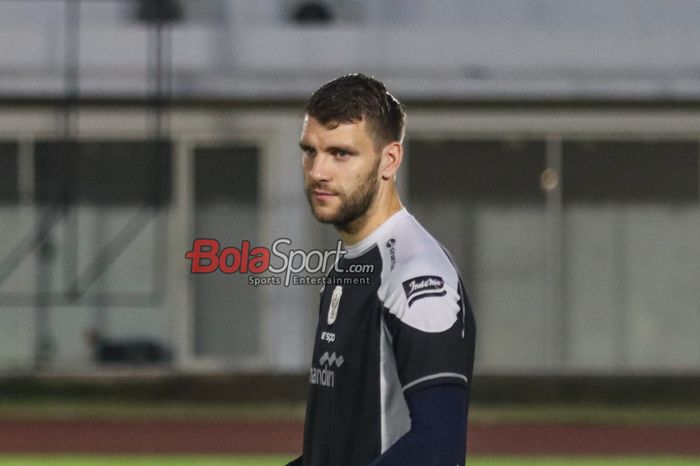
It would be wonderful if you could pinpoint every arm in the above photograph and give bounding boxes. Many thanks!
[285,456,303,466]
[368,383,467,466]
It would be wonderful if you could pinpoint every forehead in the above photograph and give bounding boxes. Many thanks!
[301,115,373,145]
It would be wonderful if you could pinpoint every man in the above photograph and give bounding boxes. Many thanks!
[288,74,476,466]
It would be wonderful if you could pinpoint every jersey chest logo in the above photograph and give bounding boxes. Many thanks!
[327,285,343,325]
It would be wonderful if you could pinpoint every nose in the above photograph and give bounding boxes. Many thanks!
[309,152,331,183]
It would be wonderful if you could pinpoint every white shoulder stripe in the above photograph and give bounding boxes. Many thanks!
[401,372,469,392]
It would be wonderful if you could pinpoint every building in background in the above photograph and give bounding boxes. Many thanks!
[0,0,699,375]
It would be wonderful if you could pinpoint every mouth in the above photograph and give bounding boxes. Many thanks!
[311,189,336,201]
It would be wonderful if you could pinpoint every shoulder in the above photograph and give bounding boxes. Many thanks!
[377,214,462,333]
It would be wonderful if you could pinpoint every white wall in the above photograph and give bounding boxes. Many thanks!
[2,1,700,99]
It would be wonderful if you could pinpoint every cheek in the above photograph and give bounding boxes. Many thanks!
[301,156,311,170]
[302,159,316,181]
[359,161,379,182]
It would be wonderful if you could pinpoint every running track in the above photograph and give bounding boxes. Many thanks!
[1,420,699,456]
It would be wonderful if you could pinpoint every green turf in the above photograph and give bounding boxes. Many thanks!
[470,458,700,465]
[2,399,700,426]
[0,457,291,466]
[0,456,699,466]
[472,403,700,426]
[0,400,306,422]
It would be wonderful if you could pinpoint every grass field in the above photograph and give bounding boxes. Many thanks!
[2,399,700,425]
[0,456,699,465]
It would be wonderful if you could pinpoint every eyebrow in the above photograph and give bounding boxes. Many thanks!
[327,145,359,155]
[299,142,359,155]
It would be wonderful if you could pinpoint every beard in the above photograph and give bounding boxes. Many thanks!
[305,161,380,232]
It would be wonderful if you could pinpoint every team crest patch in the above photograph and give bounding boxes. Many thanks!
[328,285,343,325]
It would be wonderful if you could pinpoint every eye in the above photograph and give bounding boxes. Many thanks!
[333,149,349,158]
[303,147,316,157]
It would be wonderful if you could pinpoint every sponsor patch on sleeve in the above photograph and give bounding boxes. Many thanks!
[402,275,446,307]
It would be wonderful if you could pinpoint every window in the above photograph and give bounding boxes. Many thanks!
[563,141,699,203]
[409,139,546,203]
[194,145,258,202]
[561,139,700,370]
[0,142,18,203]
[193,145,260,359]
[34,140,172,205]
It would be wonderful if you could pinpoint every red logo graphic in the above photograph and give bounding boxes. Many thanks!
[184,239,270,274]
[185,238,372,287]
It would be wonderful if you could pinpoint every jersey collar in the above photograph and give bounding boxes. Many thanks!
[343,208,411,259]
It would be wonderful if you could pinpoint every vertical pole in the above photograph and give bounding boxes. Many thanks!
[148,1,174,365]
[149,1,172,304]
[34,0,80,370]
[63,0,80,301]
[544,136,565,369]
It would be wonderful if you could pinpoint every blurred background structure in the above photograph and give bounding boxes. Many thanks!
[0,0,699,380]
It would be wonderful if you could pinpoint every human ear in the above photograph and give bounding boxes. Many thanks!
[380,142,403,180]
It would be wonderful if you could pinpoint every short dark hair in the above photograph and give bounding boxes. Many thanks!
[305,73,405,148]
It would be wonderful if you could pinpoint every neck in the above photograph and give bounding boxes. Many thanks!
[336,188,403,246]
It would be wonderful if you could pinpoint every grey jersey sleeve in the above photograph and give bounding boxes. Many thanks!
[377,222,470,395]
